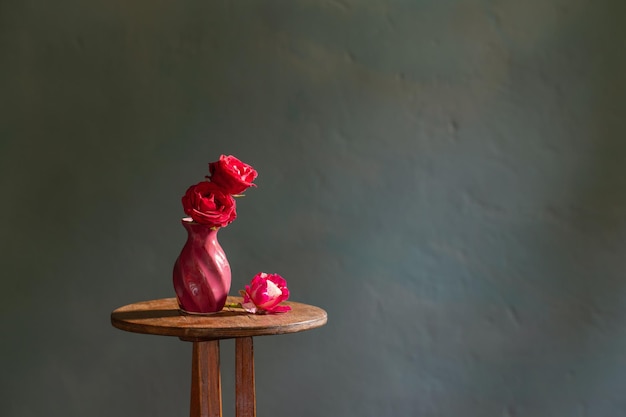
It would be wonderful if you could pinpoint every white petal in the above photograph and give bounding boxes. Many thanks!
[265,279,282,299]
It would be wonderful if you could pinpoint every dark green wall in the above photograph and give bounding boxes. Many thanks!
[2,1,626,416]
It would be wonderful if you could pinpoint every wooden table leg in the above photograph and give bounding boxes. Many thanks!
[235,337,256,417]
[190,340,222,417]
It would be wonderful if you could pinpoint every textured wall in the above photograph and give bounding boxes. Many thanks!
[2,1,626,416]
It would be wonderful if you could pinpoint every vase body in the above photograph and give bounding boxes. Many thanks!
[173,218,231,314]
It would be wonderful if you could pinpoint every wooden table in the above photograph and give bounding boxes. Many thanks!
[111,296,327,417]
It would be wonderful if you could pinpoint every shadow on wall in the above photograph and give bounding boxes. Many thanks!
[543,0,626,373]
[477,2,626,415]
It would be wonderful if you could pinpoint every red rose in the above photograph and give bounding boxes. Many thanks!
[182,181,237,227]
[240,272,291,314]
[208,155,258,195]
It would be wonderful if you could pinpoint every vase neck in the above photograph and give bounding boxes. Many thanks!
[181,218,219,240]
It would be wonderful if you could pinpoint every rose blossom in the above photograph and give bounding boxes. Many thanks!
[240,272,291,314]
[182,181,237,227]
[208,154,258,195]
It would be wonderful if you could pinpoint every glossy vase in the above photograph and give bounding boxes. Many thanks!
[173,217,232,314]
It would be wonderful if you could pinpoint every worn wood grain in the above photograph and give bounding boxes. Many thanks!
[190,341,222,417]
[235,337,255,417]
[111,296,327,341]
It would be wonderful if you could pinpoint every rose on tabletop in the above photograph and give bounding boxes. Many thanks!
[208,154,258,195]
[239,272,291,314]
[182,181,237,227]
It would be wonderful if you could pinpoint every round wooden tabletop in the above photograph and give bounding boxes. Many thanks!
[111,296,327,341]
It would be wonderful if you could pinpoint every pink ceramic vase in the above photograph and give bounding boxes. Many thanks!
[173,217,232,314]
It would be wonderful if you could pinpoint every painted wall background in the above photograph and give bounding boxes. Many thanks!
[2,1,626,416]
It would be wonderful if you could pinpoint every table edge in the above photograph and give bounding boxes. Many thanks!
[110,297,328,341]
